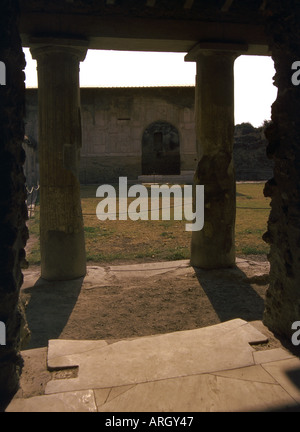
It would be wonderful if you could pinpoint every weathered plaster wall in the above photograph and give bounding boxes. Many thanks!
[25,85,274,184]
[25,86,198,183]
[263,0,300,340]
[0,1,28,411]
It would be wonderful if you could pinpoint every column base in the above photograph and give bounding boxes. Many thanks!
[41,230,86,281]
[190,231,236,269]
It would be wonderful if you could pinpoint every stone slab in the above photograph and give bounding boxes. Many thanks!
[253,348,295,365]
[107,260,191,280]
[47,339,108,369]
[72,261,192,292]
[262,358,300,404]
[97,373,298,412]
[94,385,136,408]
[21,258,270,292]
[45,319,268,394]
[6,390,97,412]
[211,364,277,384]
[81,266,117,288]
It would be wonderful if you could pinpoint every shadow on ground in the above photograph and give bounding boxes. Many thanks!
[20,259,278,351]
[22,277,83,349]
[193,265,266,323]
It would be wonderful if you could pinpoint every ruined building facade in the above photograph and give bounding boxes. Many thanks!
[25,86,273,185]
[25,86,198,184]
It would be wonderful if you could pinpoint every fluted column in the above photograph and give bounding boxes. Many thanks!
[31,41,87,280]
[185,43,247,268]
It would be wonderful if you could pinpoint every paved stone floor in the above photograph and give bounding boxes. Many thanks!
[6,319,300,412]
[6,260,300,412]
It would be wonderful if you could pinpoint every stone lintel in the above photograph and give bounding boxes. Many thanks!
[185,41,248,62]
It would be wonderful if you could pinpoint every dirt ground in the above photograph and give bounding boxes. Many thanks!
[16,249,299,401]
[21,256,273,347]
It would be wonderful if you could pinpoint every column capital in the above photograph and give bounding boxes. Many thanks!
[30,37,89,62]
[185,41,248,62]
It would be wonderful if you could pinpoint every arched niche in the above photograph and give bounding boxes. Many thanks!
[142,121,180,175]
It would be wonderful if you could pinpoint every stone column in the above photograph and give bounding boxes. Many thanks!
[31,41,88,281]
[185,43,247,269]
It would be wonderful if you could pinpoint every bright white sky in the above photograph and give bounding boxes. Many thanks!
[23,48,277,127]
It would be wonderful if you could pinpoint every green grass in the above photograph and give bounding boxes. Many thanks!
[241,246,267,255]
[235,183,270,256]
[26,182,271,265]
[26,208,41,265]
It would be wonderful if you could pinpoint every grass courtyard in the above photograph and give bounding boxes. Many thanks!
[27,182,271,265]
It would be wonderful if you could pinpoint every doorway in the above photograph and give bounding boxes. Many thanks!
[142,121,180,175]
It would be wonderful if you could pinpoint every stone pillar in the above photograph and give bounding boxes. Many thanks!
[31,41,87,281]
[185,43,247,269]
[0,0,28,411]
[262,2,300,340]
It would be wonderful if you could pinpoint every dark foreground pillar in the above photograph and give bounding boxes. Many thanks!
[0,1,28,411]
[262,3,300,340]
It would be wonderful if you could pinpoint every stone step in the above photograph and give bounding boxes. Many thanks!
[6,318,300,412]
[45,318,268,394]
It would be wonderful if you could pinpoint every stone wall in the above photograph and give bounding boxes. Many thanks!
[25,86,197,183]
[0,0,28,411]
[78,86,197,183]
[25,86,275,184]
[263,0,300,339]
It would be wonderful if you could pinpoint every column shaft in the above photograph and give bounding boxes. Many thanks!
[191,53,237,268]
[31,45,87,280]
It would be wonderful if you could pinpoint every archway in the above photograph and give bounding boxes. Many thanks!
[142,121,180,175]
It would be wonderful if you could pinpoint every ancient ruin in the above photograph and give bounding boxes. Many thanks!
[0,0,300,411]
[24,87,274,184]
